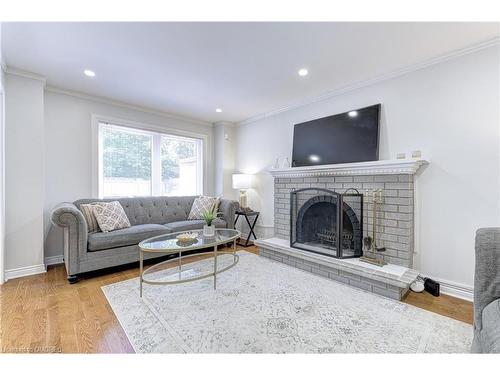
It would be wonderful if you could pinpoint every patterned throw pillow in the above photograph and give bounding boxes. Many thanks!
[80,203,101,233]
[92,201,131,233]
[188,196,219,220]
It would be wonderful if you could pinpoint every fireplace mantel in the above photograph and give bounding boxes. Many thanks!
[269,159,428,178]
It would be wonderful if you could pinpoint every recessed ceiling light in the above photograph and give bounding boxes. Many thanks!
[348,111,358,118]
[298,68,308,76]
[215,108,222,113]
[84,69,96,77]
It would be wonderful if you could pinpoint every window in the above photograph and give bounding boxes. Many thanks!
[98,122,203,198]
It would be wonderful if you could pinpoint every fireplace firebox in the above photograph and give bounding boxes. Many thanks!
[290,188,363,258]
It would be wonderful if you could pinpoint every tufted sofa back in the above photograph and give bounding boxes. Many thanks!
[74,196,196,226]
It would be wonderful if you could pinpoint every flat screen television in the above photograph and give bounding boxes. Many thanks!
[291,104,381,167]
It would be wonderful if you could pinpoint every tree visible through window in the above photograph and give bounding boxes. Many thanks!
[99,122,203,198]
[161,136,198,196]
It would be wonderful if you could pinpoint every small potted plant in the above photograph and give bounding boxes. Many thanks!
[202,206,219,237]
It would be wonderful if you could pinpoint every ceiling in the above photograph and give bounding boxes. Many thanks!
[2,22,498,124]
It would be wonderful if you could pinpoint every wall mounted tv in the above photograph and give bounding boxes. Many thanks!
[291,104,381,167]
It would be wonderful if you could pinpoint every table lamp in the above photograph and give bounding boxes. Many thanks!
[232,174,254,209]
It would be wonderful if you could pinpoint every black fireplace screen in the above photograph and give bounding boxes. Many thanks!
[290,188,363,258]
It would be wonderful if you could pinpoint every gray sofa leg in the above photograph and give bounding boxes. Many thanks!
[67,275,78,284]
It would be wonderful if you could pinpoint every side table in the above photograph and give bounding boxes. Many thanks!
[234,210,260,247]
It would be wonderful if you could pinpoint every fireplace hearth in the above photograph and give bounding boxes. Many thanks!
[290,188,363,258]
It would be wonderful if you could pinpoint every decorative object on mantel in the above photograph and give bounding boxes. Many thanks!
[271,157,291,169]
[232,173,255,209]
[269,159,428,178]
[360,189,387,267]
[281,157,291,169]
[272,158,281,169]
[396,153,406,159]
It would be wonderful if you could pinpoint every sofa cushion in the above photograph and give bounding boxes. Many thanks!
[88,224,170,251]
[480,299,500,353]
[164,218,227,233]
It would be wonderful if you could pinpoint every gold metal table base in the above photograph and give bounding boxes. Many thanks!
[140,240,238,297]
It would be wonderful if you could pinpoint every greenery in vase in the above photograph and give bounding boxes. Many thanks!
[202,207,220,226]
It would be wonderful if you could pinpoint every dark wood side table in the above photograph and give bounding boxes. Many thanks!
[233,210,260,247]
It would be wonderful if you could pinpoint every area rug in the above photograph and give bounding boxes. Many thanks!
[102,252,472,353]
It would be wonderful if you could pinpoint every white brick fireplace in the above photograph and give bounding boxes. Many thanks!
[255,159,428,300]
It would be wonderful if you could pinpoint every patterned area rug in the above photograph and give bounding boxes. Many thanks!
[102,252,472,353]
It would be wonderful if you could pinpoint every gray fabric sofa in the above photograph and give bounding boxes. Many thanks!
[471,228,500,353]
[51,196,238,283]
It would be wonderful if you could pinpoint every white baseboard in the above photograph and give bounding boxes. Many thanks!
[45,255,64,266]
[425,276,473,301]
[5,264,46,281]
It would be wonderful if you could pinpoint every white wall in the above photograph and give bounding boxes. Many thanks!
[0,22,5,283]
[4,73,46,273]
[43,89,214,260]
[213,123,238,200]
[236,45,500,289]
[214,124,225,196]
[0,71,4,283]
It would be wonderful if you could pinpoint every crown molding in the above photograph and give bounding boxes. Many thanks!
[269,159,428,178]
[4,65,212,127]
[239,37,500,126]
[45,85,212,127]
[4,66,46,85]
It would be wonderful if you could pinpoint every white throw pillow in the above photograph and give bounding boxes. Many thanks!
[188,196,219,220]
[92,201,131,232]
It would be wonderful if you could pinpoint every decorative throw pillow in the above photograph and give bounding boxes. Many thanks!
[188,196,219,220]
[80,203,101,233]
[92,201,131,233]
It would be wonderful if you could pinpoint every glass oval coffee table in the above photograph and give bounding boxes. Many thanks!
[138,228,240,297]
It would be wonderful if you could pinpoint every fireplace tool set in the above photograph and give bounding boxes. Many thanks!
[360,188,387,266]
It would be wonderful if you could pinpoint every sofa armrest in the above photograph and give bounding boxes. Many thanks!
[218,199,239,229]
[51,203,88,275]
[474,227,500,330]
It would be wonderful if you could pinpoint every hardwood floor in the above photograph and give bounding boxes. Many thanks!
[402,288,473,324]
[0,246,472,353]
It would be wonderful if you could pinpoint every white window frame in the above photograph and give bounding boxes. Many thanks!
[91,114,207,198]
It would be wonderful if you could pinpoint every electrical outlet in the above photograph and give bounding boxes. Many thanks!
[412,150,422,159]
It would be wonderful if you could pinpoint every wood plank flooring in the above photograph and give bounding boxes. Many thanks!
[0,246,473,353]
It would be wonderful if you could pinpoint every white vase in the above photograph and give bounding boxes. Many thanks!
[203,224,215,237]
[272,158,281,169]
[281,157,290,168]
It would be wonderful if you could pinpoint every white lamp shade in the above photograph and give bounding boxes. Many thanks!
[232,174,254,189]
